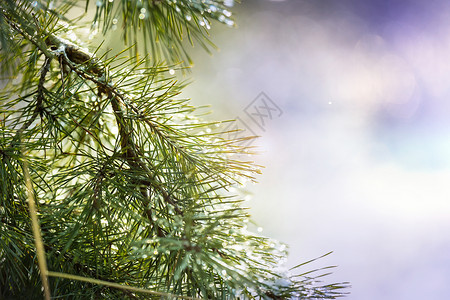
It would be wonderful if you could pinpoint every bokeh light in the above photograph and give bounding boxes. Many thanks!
[183,0,450,299]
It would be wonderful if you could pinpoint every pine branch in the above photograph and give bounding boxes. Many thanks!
[89,0,236,65]
[0,1,349,299]
[50,40,185,218]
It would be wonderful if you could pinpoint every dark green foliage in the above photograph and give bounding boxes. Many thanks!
[0,0,349,298]
[90,0,236,65]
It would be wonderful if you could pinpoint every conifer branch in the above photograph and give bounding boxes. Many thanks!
[59,45,184,213]
[6,15,185,218]
[0,1,349,298]
[45,29,188,236]
[1,8,54,59]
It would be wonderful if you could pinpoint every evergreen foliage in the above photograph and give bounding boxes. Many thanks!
[0,0,349,298]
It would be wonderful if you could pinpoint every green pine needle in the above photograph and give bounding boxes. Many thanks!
[0,1,349,299]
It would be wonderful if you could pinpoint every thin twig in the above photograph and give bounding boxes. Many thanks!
[59,54,66,95]
[47,271,202,299]
[23,155,51,300]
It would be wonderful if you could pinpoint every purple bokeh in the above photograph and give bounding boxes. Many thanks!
[183,0,450,299]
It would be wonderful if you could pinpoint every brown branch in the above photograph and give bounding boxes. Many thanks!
[6,9,184,229]
[45,35,184,219]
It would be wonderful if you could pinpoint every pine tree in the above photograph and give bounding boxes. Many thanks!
[0,0,348,298]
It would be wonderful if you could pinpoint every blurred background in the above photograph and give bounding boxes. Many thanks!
[181,0,450,299]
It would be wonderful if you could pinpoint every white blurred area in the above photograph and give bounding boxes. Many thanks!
[182,0,450,299]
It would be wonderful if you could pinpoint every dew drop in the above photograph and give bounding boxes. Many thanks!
[31,0,38,7]
[224,0,234,7]
[202,18,210,29]
[112,18,118,24]
[186,15,192,21]
[221,270,227,276]
[169,69,175,75]
[223,9,232,17]
[139,13,146,19]
[69,34,79,43]
[140,8,147,14]
[257,227,263,232]
[225,19,234,26]
[96,0,103,7]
